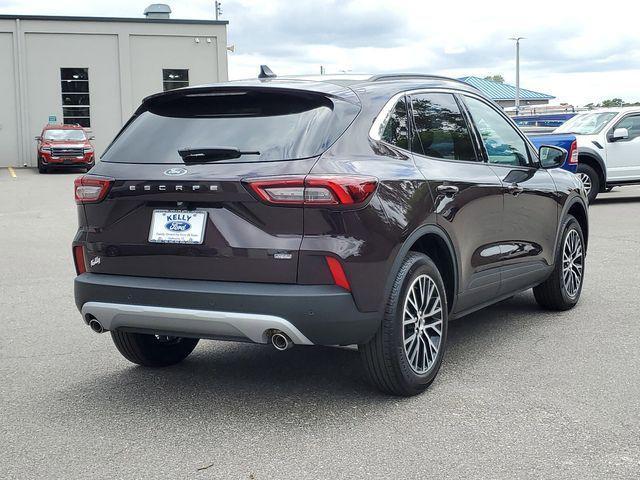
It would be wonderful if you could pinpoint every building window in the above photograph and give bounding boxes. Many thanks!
[61,68,90,127]
[163,69,189,91]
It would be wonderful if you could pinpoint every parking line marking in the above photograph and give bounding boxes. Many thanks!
[7,166,17,178]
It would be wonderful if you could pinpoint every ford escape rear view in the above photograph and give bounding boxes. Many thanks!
[73,73,589,396]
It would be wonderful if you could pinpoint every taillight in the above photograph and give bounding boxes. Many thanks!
[73,245,86,274]
[74,175,113,204]
[325,256,351,291]
[245,175,378,207]
[569,140,578,165]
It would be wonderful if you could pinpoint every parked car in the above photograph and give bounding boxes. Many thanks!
[513,112,577,129]
[35,124,95,173]
[72,73,588,396]
[553,108,640,201]
[526,132,578,173]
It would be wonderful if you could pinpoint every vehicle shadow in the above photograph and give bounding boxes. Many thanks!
[591,196,640,205]
[55,293,543,419]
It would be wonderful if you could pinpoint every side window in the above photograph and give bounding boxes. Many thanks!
[410,93,476,161]
[380,97,409,149]
[615,115,640,140]
[464,96,530,167]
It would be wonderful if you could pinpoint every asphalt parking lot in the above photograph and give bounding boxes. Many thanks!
[1,167,639,479]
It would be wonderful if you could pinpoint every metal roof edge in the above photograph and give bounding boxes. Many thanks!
[0,14,228,25]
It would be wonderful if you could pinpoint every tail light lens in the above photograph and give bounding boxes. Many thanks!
[246,175,378,207]
[568,140,578,165]
[74,175,113,204]
[73,245,86,275]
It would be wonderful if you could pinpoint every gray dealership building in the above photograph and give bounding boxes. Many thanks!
[0,8,228,168]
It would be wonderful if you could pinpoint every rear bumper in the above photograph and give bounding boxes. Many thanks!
[74,273,381,345]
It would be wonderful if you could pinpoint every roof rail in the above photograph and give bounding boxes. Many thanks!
[369,73,473,87]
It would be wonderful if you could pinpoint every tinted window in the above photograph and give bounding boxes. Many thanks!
[464,96,529,166]
[103,90,360,164]
[615,114,640,140]
[380,97,409,149]
[410,93,476,161]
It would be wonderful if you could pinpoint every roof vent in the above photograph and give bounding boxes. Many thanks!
[144,4,172,19]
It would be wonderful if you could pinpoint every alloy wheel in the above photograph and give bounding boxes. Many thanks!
[577,172,592,197]
[402,274,443,374]
[562,229,583,298]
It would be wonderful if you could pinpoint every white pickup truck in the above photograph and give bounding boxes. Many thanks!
[554,107,640,202]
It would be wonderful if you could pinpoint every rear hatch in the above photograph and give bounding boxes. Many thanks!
[80,84,360,283]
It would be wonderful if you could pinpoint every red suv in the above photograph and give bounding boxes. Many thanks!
[36,124,95,173]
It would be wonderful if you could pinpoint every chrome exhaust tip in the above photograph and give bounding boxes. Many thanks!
[88,318,105,334]
[271,332,293,351]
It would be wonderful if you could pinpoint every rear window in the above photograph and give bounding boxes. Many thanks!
[102,89,360,163]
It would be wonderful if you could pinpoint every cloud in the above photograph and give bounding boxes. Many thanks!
[1,0,639,104]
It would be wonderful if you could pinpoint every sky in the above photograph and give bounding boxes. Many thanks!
[2,0,639,105]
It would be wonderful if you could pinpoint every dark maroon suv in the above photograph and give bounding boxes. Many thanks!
[73,73,588,396]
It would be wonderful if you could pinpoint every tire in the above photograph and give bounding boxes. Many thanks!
[576,163,599,203]
[37,157,47,174]
[533,215,585,311]
[359,252,448,396]
[110,331,199,367]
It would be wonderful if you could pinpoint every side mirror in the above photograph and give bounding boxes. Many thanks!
[539,145,567,169]
[34,136,41,141]
[612,127,629,141]
[89,136,95,141]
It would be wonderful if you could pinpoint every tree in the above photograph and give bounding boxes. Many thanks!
[601,98,624,108]
[483,75,504,83]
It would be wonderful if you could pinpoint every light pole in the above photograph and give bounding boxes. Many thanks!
[509,37,525,114]
[215,1,222,20]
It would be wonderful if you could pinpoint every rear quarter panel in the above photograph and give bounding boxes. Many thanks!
[304,87,437,314]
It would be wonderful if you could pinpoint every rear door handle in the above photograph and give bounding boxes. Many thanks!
[436,185,459,197]
[506,184,524,196]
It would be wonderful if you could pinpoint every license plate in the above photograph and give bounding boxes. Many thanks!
[148,210,207,244]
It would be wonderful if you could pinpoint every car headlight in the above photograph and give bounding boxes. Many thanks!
[83,148,94,154]
[40,147,51,153]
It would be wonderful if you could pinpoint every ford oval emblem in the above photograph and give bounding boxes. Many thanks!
[164,167,188,176]
[165,221,191,232]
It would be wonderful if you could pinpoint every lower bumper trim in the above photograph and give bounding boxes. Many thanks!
[81,301,313,345]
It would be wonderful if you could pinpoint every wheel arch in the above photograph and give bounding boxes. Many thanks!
[559,196,589,253]
[383,225,458,314]
[578,147,606,190]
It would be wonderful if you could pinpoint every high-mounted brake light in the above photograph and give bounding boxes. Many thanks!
[74,175,113,204]
[568,140,578,165]
[246,175,378,206]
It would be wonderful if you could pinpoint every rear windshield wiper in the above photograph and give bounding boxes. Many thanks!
[178,147,260,163]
